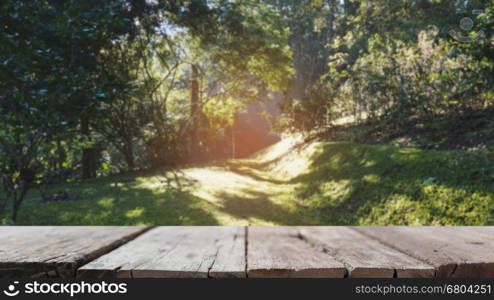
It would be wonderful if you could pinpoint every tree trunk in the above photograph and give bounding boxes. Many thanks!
[231,123,236,159]
[123,138,135,171]
[190,64,201,160]
[0,192,7,217]
[81,116,97,179]
[324,0,336,71]
[12,181,29,223]
[56,139,67,182]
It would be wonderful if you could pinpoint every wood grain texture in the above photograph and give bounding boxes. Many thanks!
[0,227,148,278]
[247,227,346,278]
[209,227,246,278]
[355,227,494,277]
[3,226,494,279]
[460,227,494,239]
[299,227,434,278]
[78,227,246,278]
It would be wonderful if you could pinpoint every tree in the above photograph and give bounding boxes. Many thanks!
[277,0,494,134]
[0,0,148,221]
[0,0,294,222]
[93,40,149,171]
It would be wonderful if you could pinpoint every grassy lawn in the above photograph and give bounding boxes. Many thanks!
[4,138,494,225]
[292,142,494,225]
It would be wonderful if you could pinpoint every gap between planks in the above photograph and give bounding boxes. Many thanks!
[78,227,246,278]
[3,226,492,278]
[298,227,435,278]
[353,227,494,278]
[0,226,151,278]
[77,226,494,278]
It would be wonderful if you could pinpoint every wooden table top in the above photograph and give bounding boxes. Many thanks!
[0,226,493,278]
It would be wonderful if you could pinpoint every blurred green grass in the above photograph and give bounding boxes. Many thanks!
[3,140,493,226]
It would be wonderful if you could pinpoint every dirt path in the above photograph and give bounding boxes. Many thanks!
[154,137,316,225]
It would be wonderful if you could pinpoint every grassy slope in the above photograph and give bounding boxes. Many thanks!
[288,142,493,225]
[6,138,494,225]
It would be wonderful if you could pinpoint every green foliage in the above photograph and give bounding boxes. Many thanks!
[0,0,148,221]
[4,0,493,225]
[280,0,494,136]
[339,28,492,123]
[0,0,293,221]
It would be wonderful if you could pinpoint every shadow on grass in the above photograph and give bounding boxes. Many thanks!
[225,164,286,184]
[325,107,494,150]
[157,169,200,191]
[11,141,494,226]
[227,139,314,170]
[15,174,219,226]
[290,142,494,225]
[214,189,310,225]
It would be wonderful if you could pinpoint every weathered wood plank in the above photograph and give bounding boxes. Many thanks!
[78,227,246,278]
[0,226,148,278]
[459,227,494,239]
[247,227,346,278]
[209,227,246,278]
[299,227,434,278]
[355,227,494,278]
